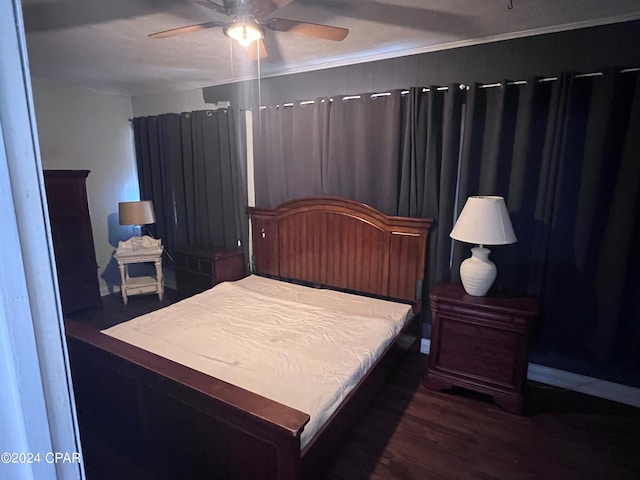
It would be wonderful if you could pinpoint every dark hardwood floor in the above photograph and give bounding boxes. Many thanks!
[65,288,181,330]
[68,291,640,480]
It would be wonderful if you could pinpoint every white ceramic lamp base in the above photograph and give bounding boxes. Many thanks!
[459,246,497,296]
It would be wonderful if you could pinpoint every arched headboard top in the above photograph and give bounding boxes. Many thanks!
[253,196,429,231]
[248,197,433,305]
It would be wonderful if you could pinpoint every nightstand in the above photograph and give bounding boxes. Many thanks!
[424,282,538,414]
[114,236,164,305]
[174,246,246,297]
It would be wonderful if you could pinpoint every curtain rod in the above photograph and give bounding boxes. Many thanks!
[474,66,639,90]
[258,66,639,109]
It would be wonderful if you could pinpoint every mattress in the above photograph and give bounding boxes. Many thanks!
[102,275,413,448]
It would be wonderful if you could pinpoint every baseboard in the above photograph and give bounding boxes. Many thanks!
[420,338,640,409]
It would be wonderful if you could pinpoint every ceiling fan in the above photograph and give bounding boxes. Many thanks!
[148,0,349,58]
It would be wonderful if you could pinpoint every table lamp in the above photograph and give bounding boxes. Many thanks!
[449,196,517,296]
[118,200,156,236]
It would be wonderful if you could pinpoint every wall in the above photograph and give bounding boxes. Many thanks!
[32,80,138,295]
[203,20,640,108]
[131,88,226,117]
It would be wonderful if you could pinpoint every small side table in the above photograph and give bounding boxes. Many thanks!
[114,236,164,305]
[424,282,538,414]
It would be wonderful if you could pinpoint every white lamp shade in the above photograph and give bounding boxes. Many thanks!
[118,200,156,226]
[450,196,516,246]
[450,196,516,296]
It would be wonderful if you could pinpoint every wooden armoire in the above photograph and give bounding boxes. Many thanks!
[44,170,102,314]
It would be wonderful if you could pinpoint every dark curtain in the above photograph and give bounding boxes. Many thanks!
[133,114,181,249]
[253,91,407,215]
[253,100,328,208]
[534,71,640,372]
[323,91,406,214]
[397,86,465,299]
[133,109,248,262]
[447,71,640,379]
[453,81,540,286]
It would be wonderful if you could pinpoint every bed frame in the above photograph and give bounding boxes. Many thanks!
[66,197,432,480]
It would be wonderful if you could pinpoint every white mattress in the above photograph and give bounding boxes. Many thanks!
[102,275,413,448]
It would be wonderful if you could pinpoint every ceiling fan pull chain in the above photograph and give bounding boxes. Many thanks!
[507,0,514,9]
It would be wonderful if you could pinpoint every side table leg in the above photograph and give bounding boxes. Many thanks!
[155,258,164,301]
[118,261,128,305]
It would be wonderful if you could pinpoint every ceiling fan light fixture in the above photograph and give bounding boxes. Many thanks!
[224,21,263,47]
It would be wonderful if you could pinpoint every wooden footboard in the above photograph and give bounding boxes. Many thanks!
[67,312,421,480]
[66,321,309,480]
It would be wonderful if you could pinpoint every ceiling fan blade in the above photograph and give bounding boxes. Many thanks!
[148,21,226,39]
[246,37,268,61]
[251,0,297,17]
[193,0,231,16]
[266,18,348,41]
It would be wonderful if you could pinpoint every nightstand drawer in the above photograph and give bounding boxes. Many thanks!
[439,331,517,361]
[439,317,519,363]
[441,316,518,342]
[437,350,517,385]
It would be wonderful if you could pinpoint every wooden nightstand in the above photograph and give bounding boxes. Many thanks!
[424,282,538,414]
[174,246,246,297]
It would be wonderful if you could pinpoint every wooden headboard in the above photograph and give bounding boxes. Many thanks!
[248,197,433,305]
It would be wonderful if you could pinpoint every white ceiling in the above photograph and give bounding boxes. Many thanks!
[21,0,640,97]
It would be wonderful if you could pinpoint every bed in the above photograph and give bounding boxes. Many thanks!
[65,197,432,480]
